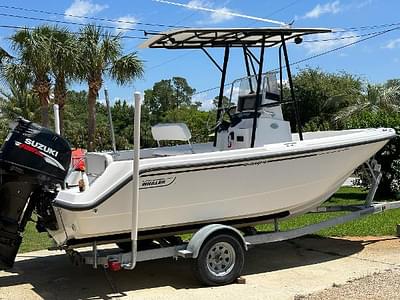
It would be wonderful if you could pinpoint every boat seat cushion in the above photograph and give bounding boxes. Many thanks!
[151,123,192,142]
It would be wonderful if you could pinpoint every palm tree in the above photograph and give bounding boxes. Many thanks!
[10,26,53,127]
[0,81,40,122]
[0,53,38,121]
[77,25,144,151]
[0,47,12,65]
[335,84,400,122]
[49,26,79,135]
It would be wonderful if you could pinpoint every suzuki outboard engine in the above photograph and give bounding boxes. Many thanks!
[0,118,71,269]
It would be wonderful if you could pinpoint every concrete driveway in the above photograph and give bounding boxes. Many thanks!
[0,236,399,299]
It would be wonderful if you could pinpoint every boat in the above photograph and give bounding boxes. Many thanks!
[0,27,396,269]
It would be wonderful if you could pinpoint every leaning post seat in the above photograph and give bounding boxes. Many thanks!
[151,123,194,156]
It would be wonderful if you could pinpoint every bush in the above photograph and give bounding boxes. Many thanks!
[340,111,400,198]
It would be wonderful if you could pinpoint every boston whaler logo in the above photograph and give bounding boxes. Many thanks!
[15,138,65,171]
[140,177,176,189]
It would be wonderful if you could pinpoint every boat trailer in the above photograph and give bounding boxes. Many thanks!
[65,93,400,286]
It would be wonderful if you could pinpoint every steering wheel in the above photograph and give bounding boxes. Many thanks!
[207,105,237,132]
[225,105,237,122]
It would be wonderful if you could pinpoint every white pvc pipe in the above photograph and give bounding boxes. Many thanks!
[53,104,61,135]
[126,91,141,270]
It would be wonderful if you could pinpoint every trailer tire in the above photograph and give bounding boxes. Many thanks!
[193,233,244,286]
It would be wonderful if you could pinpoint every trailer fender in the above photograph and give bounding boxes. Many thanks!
[186,224,248,259]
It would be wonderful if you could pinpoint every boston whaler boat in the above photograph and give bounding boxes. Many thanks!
[0,28,398,285]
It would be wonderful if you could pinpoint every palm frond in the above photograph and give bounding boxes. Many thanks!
[110,52,144,85]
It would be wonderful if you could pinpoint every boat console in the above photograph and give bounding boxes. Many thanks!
[216,73,292,150]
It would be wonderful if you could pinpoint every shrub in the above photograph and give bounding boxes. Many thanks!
[340,111,400,198]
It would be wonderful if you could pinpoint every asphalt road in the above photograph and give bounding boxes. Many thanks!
[0,236,399,299]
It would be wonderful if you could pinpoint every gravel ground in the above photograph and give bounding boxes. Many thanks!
[296,268,400,300]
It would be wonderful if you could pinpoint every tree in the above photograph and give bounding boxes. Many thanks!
[385,79,400,89]
[0,47,12,65]
[335,84,400,122]
[341,110,400,197]
[49,26,79,135]
[144,76,195,122]
[0,81,40,122]
[163,107,212,143]
[10,26,53,127]
[63,90,89,148]
[77,25,143,151]
[285,68,363,130]
[0,53,39,123]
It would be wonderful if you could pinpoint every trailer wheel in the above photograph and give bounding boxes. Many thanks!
[193,234,244,286]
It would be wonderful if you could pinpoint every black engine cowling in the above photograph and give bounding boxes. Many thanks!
[0,118,71,269]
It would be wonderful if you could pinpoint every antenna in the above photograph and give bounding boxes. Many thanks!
[153,0,288,27]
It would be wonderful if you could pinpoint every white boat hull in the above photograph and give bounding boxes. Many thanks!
[51,128,395,245]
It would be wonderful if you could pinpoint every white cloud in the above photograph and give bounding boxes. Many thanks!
[383,38,400,49]
[65,0,108,20]
[193,85,237,111]
[187,0,235,24]
[187,0,206,7]
[210,7,234,23]
[303,1,341,19]
[303,31,359,54]
[192,93,215,111]
[114,15,138,34]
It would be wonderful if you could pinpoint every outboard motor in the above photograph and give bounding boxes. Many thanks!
[0,118,71,269]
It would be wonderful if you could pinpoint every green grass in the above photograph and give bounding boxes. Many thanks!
[256,187,400,236]
[18,187,400,253]
[19,221,53,253]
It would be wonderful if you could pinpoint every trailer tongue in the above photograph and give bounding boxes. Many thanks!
[0,118,71,269]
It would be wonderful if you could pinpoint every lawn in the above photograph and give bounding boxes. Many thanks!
[19,187,400,253]
[256,187,400,236]
[19,221,53,253]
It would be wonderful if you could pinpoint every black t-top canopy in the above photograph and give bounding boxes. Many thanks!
[139,27,331,49]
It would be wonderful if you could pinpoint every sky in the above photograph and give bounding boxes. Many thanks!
[0,0,400,109]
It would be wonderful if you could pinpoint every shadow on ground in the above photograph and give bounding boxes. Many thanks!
[0,236,391,299]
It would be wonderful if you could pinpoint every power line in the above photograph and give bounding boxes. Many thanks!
[303,28,396,43]
[1,4,400,37]
[0,4,186,29]
[1,12,398,44]
[245,0,303,27]
[1,3,400,35]
[336,21,400,33]
[0,12,156,34]
[288,26,400,68]
[267,0,303,18]
[0,24,147,40]
[147,51,194,70]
